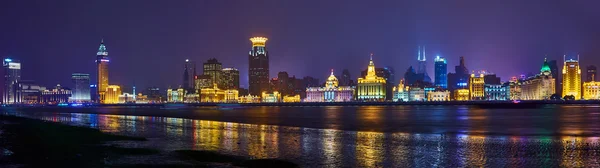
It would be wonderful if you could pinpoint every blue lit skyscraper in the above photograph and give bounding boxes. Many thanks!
[71,73,91,102]
[434,56,447,89]
[416,46,432,83]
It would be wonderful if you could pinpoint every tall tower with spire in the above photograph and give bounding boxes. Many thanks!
[96,39,109,103]
[417,46,431,83]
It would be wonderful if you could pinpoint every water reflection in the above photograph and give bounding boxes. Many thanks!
[3,109,600,167]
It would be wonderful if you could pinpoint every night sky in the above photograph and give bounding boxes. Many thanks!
[1,0,599,92]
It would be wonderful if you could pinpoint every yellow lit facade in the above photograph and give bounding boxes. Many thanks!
[261,91,281,103]
[521,59,555,100]
[135,93,148,103]
[454,89,470,101]
[224,89,239,103]
[427,90,450,101]
[238,94,260,103]
[469,74,485,100]
[562,57,581,99]
[104,85,121,104]
[357,54,386,101]
[583,81,600,100]
[167,88,185,103]
[200,84,225,102]
[96,40,109,104]
[250,37,268,47]
[283,95,301,103]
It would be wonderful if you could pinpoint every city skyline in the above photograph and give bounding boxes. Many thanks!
[1,0,600,91]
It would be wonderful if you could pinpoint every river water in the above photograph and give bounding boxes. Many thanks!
[2,105,600,167]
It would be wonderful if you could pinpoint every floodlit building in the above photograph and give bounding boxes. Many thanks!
[3,58,21,104]
[96,39,110,104]
[224,89,239,103]
[103,85,120,104]
[238,94,260,103]
[248,37,270,96]
[520,59,555,100]
[261,91,281,103]
[71,73,91,102]
[118,93,135,103]
[305,70,355,102]
[508,76,522,100]
[485,84,509,101]
[199,84,224,102]
[408,87,426,101]
[427,90,450,101]
[135,93,148,103]
[469,73,485,100]
[203,58,223,89]
[14,80,44,104]
[167,87,185,103]
[583,81,600,100]
[184,94,199,103]
[562,56,581,99]
[357,54,386,101]
[454,89,470,101]
[392,80,410,102]
[283,95,301,103]
[40,84,72,104]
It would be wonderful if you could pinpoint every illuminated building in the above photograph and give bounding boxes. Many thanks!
[41,84,72,104]
[183,59,196,92]
[203,58,223,89]
[469,73,485,100]
[95,39,110,104]
[167,87,185,103]
[562,55,581,99]
[118,93,135,103]
[361,67,394,100]
[427,90,450,101]
[357,54,386,101]
[199,84,224,102]
[195,74,213,90]
[408,87,426,101]
[586,65,597,82]
[454,89,470,101]
[509,77,522,100]
[103,85,121,104]
[135,93,148,103]
[583,81,600,100]
[434,56,447,89]
[261,91,281,103]
[3,58,21,104]
[14,80,44,104]
[224,89,239,103]
[305,70,355,102]
[485,84,509,101]
[145,87,162,103]
[238,94,260,103]
[222,68,240,90]
[248,37,270,96]
[71,73,91,102]
[448,56,470,96]
[283,95,301,103]
[392,80,409,102]
[416,46,431,83]
[521,59,556,100]
[184,94,199,103]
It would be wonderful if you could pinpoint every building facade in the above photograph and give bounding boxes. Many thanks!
[96,40,110,104]
[305,70,355,102]
[14,80,44,104]
[104,85,120,104]
[520,59,555,100]
[427,90,450,101]
[434,56,447,89]
[469,74,485,100]
[203,58,223,88]
[454,89,470,101]
[586,65,597,82]
[357,55,386,101]
[183,59,197,91]
[261,91,281,103]
[562,56,581,99]
[484,84,509,101]
[3,58,21,104]
[71,73,91,102]
[167,87,185,103]
[248,37,270,96]
[41,84,72,104]
[222,68,240,90]
[583,81,600,100]
[447,56,470,97]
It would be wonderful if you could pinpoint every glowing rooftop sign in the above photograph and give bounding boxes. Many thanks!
[4,58,12,62]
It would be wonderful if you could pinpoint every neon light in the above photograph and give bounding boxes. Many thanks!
[4,58,11,62]
[101,59,110,62]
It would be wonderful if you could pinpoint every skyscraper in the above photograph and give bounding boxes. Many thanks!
[248,37,269,96]
[469,73,485,100]
[203,58,223,89]
[3,58,21,104]
[416,46,431,83]
[71,73,91,102]
[222,68,240,90]
[562,55,581,99]
[183,59,196,91]
[448,56,470,93]
[434,56,447,89]
[586,65,597,82]
[96,39,109,104]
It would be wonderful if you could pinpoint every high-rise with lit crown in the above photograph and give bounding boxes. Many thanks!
[248,37,269,96]
[96,39,109,103]
[434,56,447,89]
[3,58,21,104]
[562,55,581,99]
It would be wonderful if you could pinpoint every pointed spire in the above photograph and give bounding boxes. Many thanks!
[330,69,334,76]
[101,38,104,44]
[418,46,421,61]
[370,53,373,60]
[422,45,426,61]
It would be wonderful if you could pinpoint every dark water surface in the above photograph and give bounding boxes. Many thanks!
[2,105,600,167]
